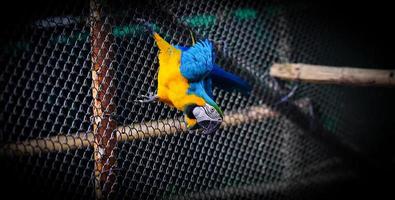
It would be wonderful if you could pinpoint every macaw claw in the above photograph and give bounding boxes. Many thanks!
[135,92,158,103]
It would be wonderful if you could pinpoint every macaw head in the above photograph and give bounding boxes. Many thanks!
[191,103,223,134]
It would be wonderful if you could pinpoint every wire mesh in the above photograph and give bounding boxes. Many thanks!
[0,0,394,200]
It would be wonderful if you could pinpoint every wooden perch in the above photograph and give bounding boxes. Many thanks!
[0,104,280,156]
[270,63,395,86]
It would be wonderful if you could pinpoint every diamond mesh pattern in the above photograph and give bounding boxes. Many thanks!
[1,0,394,200]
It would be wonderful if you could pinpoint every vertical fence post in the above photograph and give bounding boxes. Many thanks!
[90,0,117,198]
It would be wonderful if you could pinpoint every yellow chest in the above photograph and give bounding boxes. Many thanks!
[156,51,205,110]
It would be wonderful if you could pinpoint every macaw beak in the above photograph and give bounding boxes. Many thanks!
[192,104,223,134]
[197,120,222,134]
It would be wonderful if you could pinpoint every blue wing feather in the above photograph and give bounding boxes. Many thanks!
[177,40,250,96]
[179,39,214,81]
[210,64,252,94]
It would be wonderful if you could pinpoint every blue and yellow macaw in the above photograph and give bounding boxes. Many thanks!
[137,25,251,134]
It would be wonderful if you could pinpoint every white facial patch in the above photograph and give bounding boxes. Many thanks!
[192,104,222,123]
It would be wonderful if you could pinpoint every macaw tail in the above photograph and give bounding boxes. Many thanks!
[136,19,179,60]
[153,33,171,51]
[138,19,167,48]
[210,64,252,95]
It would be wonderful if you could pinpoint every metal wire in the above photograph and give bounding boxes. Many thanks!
[0,0,394,199]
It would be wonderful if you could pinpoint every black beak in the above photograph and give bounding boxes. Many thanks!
[198,120,222,134]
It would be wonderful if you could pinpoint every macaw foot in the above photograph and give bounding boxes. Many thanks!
[135,92,158,103]
[276,84,298,105]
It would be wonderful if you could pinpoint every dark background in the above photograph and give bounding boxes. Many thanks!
[1,0,394,199]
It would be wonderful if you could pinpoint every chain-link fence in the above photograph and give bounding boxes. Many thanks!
[1,0,394,199]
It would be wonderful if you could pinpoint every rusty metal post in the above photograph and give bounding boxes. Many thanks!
[90,0,117,198]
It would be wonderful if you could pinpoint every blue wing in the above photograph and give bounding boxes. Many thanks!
[177,40,250,95]
[203,77,214,99]
[210,64,252,95]
[179,39,215,82]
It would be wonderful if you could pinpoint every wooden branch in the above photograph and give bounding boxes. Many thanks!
[270,63,395,86]
[1,133,94,156]
[0,104,281,156]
